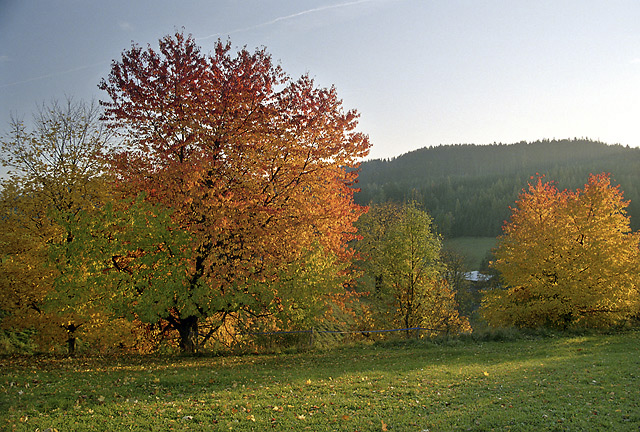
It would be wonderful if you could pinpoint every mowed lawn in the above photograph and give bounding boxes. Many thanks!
[2,331,639,431]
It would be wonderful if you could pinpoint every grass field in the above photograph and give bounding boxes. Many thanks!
[2,330,639,431]
[443,237,498,270]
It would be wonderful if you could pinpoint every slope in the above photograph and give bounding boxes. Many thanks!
[355,139,640,237]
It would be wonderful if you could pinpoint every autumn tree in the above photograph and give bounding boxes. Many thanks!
[483,174,640,329]
[0,98,120,354]
[0,181,58,351]
[98,31,370,352]
[354,202,471,336]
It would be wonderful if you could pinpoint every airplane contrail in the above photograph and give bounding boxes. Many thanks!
[1,0,388,88]
[198,0,384,40]
[0,60,109,89]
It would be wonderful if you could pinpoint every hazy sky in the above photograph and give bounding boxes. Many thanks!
[1,0,639,160]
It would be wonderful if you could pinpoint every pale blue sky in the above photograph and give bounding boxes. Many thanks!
[1,0,639,161]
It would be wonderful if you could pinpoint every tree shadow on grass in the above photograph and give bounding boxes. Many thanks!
[2,330,638,429]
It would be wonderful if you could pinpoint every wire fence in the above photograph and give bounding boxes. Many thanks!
[240,327,438,336]
[238,327,441,350]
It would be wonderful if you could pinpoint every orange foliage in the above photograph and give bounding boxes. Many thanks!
[98,31,370,351]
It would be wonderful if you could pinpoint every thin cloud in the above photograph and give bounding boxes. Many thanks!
[0,55,10,62]
[119,21,134,31]
[198,0,384,40]
[0,60,109,89]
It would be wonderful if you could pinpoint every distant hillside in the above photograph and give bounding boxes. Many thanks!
[355,139,640,237]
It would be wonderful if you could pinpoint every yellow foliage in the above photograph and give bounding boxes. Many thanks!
[0,98,115,354]
[356,203,472,336]
[483,174,640,329]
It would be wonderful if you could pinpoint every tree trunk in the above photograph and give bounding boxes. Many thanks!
[65,323,81,356]
[68,334,76,355]
[404,308,412,338]
[176,315,199,354]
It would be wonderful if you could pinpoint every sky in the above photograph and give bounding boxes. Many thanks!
[1,0,640,162]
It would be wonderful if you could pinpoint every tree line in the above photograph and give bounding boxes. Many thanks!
[355,140,640,237]
[2,31,638,356]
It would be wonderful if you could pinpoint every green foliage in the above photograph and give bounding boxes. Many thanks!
[48,193,198,351]
[2,331,640,431]
[264,243,351,329]
[0,328,38,355]
[356,139,640,236]
[355,202,471,335]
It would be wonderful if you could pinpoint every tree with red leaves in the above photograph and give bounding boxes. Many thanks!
[98,31,370,352]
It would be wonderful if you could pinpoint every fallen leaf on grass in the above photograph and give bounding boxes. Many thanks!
[382,419,388,431]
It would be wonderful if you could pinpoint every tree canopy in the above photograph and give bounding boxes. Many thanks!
[354,202,471,336]
[482,174,640,328]
[7,32,640,354]
[97,31,371,352]
[0,98,118,354]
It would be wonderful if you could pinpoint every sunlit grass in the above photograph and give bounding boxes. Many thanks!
[2,330,639,431]
[443,236,497,270]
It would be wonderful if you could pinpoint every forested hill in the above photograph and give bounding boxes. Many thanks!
[354,139,640,237]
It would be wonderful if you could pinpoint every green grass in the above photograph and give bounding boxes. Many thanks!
[444,236,498,270]
[2,331,640,431]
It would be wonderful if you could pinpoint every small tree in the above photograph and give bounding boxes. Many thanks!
[0,98,116,354]
[483,174,640,328]
[441,248,475,317]
[355,202,471,336]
